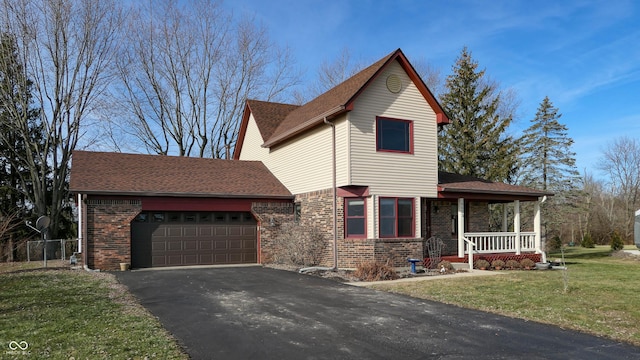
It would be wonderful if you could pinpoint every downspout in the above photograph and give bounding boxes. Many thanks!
[324,117,338,270]
[79,193,99,272]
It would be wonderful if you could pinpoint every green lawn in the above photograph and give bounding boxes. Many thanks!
[372,246,640,346]
[0,261,187,359]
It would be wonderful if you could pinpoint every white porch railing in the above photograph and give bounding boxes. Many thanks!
[463,232,536,254]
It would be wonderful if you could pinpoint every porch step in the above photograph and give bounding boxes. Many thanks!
[452,262,470,270]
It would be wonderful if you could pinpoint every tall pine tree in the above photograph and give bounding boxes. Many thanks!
[439,47,518,182]
[520,96,580,242]
[520,96,579,191]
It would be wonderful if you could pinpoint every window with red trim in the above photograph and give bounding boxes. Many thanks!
[376,117,413,153]
[345,198,366,238]
[379,198,414,238]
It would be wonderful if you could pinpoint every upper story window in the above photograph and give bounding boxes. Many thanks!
[379,197,414,238]
[376,117,413,153]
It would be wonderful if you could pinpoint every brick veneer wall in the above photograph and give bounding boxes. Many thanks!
[468,202,490,232]
[86,199,141,271]
[251,202,294,262]
[292,189,425,268]
[294,189,337,266]
[428,201,456,255]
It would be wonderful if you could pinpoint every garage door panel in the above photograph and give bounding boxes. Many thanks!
[199,227,213,236]
[184,226,197,237]
[229,240,242,249]
[152,242,167,251]
[228,226,242,236]
[133,211,257,268]
[214,240,228,250]
[184,254,198,265]
[214,226,227,236]
[167,240,183,251]
[243,227,256,236]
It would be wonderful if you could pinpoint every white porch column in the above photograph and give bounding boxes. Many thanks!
[502,203,508,232]
[514,200,521,255]
[457,198,465,258]
[534,199,541,254]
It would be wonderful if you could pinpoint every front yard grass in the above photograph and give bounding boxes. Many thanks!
[372,246,640,346]
[0,261,188,359]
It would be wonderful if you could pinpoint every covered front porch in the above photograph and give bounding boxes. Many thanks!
[426,172,553,269]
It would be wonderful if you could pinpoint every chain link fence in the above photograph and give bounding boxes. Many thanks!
[26,239,79,262]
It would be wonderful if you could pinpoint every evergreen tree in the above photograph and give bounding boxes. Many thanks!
[520,96,579,191]
[520,96,580,241]
[439,47,518,182]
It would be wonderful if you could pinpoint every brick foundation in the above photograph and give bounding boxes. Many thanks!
[86,198,141,271]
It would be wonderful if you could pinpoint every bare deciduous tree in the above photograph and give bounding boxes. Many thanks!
[110,0,299,158]
[0,0,123,237]
[598,136,640,240]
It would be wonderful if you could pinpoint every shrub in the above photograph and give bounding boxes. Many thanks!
[610,231,625,251]
[475,259,490,270]
[354,260,399,281]
[520,258,535,269]
[270,223,327,266]
[505,259,520,269]
[581,233,595,248]
[491,259,505,269]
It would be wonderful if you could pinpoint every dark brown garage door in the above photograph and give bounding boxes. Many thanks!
[131,212,257,268]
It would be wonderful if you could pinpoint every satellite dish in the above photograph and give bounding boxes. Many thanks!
[35,216,50,231]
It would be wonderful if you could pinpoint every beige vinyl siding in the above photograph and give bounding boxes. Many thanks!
[349,61,438,198]
[240,114,349,195]
[238,115,270,161]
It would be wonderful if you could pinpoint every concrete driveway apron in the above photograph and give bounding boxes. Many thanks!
[115,267,640,360]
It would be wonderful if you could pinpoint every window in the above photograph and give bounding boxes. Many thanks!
[345,198,366,238]
[376,117,413,153]
[379,198,414,238]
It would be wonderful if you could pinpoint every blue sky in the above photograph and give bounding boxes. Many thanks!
[224,0,640,178]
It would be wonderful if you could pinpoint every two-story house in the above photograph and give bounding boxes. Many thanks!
[70,49,550,271]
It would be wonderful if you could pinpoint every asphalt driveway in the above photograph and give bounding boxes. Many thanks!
[115,267,639,359]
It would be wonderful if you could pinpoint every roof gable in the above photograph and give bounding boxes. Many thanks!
[234,48,449,153]
[70,151,292,198]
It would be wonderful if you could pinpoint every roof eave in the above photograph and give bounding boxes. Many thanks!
[71,189,294,199]
[438,186,553,197]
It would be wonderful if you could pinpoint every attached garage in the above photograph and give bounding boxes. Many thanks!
[70,151,293,271]
[131,211,257,268]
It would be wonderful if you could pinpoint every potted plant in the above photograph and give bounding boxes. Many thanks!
[475,259,490,270]
[505,259,520,270]
[520,258,535,270]
[491,259,505,270]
